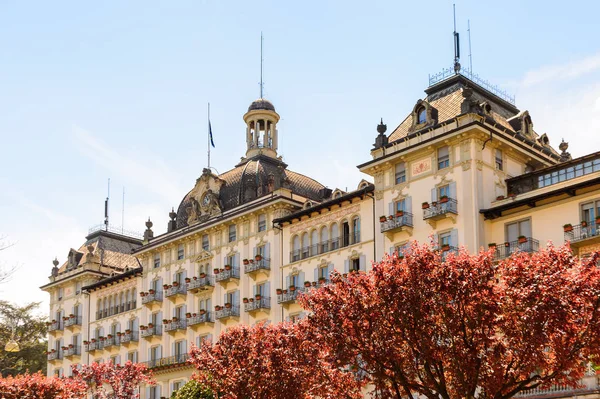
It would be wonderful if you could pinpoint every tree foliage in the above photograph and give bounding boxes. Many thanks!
[0,371,87,399]
[300,242,600,399]
[171,379,214,399]
[71,360,155,399]
[188,321,363,399]
[0,300,48,375]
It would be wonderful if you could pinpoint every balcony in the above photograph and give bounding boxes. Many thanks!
[141,292,163,306]
[380,213,414,237]
[564,221,600,253]
[84,341,100,352]
[244,258,271,276]
[142,353,191,371]
[95,301,137,321]
[515,367,597,398]
[140,326,162,339]
[47,321,63,333]
[277,287,307,305]
[187,312,214,328]
[244,297,270,313]
[64,346,80,358]
[423,199,458,227]
[492,237,540,260]
[102,337,118,350]
[64,316,81,329]
[290,233,360,263]
[215,268,240,284]
[215,305,240,321]
[47,351,62,361]
[188,276,215,294]
[165,284,187,301]
[440,246,459,261]
[164,320,187,334]
[119,332,139,346]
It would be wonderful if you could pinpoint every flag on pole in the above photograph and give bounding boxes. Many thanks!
[209,121,215,148]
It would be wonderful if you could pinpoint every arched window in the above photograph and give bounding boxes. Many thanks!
[417,107,427,124]
[331,224,339,250]
[301,233,310,259]
[311,230,318,253]
[131,289,136,308]
[352,216,361,244]
[320,226,329,253]
[292,236,301,262]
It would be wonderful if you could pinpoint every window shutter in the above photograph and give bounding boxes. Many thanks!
[450,229,459,248]
[390,246,395,255]
[314,268,318,281]
[148,348,152,361]
[183,340,187,355]
[234,253,239,268]
[406,196,412,213]
[344,260,349,273]
[327,263,334,277]
[359,255,366,272]
[298,272,305,287]
[265,282,270,297]
[253,246,257,256]
[285,275,290,288]
[234,290,240,306]
[265,242,270,258]
[253,285,257,296]
[116,355,121,366]
[223,256,227,267]
[223,293,227,304]
[431,188,438,202]
[172,342,175,357]
[207,298,211,311]
[388,202,393,216]
[157,345,162,359]
[449,182,457,200]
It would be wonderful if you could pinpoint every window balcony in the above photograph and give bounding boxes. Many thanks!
[492,237,540,261]
[215,305,240,321]
[64,316,81,329]
[47,351,62,361]
[277,287,307,305]
[119,332,139,346]
[188,276,215,294]
[187,312,215,328]
[142,353,191,371]
[140,325,162,339]
[64,346,80,358]
[84,341,100,352]
[95,301,137,321]
[564,221,600,253]
[380,213,414,236]
[244,297,271,313]
[290,233,361,263]
[164,320,187,334]
[141,291,163,306]
[244,258,270,276]
[215,268,240,284]
[47,321,63,334]
[423,198,458,227]
[165,284,187,301]
[101,337,118,350]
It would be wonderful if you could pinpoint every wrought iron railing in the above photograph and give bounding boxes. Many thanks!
[187,312,214,326]
[188,276,215,291]
[48,321,63,332]
[102,337,118,349]
[142,353,190,370]
[64,346,80,357]
[84,341,100,352]
[244,297,271,312]
[47,351,62,361]
[277,287,307,304]
[215,306,240,320]
[564,221,600,243]
[140,326,162,338]
[87,224,143,239]
[423,199,458,220]
[164,320,187,332]
[141,292,163,305]
[428,67,515,105]
[96,301,137,320]
[492,238,540,260]
[381,213,414,233]
[290,232,361,263]
[244,259,271,274]
[119,332,139,344]
[165,284,187,298]
[215,268,240,282]
[64,316,82,327]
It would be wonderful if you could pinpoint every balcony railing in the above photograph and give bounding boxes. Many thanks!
[164,320,187,333]
[141,292,163,305]
[165,284,187,298]
[84,341,100,352]
[96,301,137,320]
[244,297,271,312]
[119,332,139,345]
[64,346,80,357]
[142,353,190,370]
[380,213,414,233]
[423,199,458,220]
[215,306,240,320]
[187,312,214,326]
[47,351,62,361]
[140,326,162,338]
[244,258,271,274]
[188,276,215,293]
[564,221,600,245]
[64,316,82,328]
[48,321,63,332]
[277,287,307,304]
[492,238,540,260]
[102,337,118,349]
[215,268,240,283]
[290,232,361,263]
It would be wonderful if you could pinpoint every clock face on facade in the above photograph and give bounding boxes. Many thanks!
[202,194,211,207]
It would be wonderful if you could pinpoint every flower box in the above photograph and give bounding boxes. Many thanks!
[199,309,206,315]
[422,202,429,209]
[225,303,232,309]
[243,298,249,303]
[441,244,451,252]
[224,265,232,271]
[439,196,449,203]
[173,281,179,287]
[276,288,283,295]
[388,215,393,220]
[243,259,249,265]
[303,281,311,288]
[185,278,191,283]
[518,236,528,244]
[148,323,154,328]
[488,243,497,249]
[214,305,222,311]
[563,224,573,232]
[214,268,220,274]
[163,284,169,289]
[395,210,404,217]
[162,319,169,324]
[200,272,207,278]
[318,277,326,284]
[255,254,263,261]
[255,294,262,300]
[581,221,588,228]
[186,312,192,318]
[148,289,155,294]
[289,285,296,292]
[379,216,387,223]
[496,195,505,200]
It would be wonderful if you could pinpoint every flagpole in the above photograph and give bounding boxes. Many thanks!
[208,102,211,169]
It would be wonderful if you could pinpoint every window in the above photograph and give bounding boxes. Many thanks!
[395,163,406,184]
[225,291,235,305]
[202,234,209,251]
[352,217,360,243]
[227,254,236,268]
[127,351,138,363]
[395,199,405,213]
[173,381,185,395]
[149,386,161,399]
[581,201,600,224]
[320,227,329,253]
[258,214,267,232]
[318,266,329,280]
[228,225,237,242]
[495,149,503,171]
[175,306,184,320]
[57,288,63,301]
[110,355,119,365]
[439,232,451,248]
[417,107,427,124]
[255,282,267,297]
[438,185,450,199]
[350,258,360,272]
[331,224,339,250]
[292,236,301,262]
[174,340,186,360]
[438,146,450,170]
[342,221,350,247]
[73,304,80,318]
[175,271,185,285]
[256,245,266,259]
[505,219,532,242]
[301,233,309,259]
[150,346,161,361]
[153,254,160,269]
[75,282,82,295]
[177,244,184,260]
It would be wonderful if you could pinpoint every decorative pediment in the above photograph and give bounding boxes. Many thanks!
[186,168,225,225]
[194,250,213,262]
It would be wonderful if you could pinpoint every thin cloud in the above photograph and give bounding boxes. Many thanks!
[522,52,600,87]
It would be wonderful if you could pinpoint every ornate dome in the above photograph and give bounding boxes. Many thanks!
[175,156,326,229]
[248,98,276,112]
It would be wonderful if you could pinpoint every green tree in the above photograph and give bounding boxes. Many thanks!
[171,380,214,399]
[0,301,47,376]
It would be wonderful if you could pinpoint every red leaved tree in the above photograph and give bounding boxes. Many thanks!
[0,371,87,399]
[300,242,600,399]
[72,360,154,399]
[188,321,364,399]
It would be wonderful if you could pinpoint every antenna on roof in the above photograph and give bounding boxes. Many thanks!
[453,4,461,74]
[467,19,473,72]
[260,32,264,99]
[104,178,110,231]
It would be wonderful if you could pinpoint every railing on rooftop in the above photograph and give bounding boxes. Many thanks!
[428,67,515,105]
[87,224,143,239]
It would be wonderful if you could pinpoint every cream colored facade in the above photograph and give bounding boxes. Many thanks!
[43,73,600,399]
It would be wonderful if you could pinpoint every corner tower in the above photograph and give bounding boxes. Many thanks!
[243,98,280,159]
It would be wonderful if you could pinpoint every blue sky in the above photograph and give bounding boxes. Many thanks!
[1,0,600,309]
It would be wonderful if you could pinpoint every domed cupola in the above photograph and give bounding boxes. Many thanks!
[243,98,280,159]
